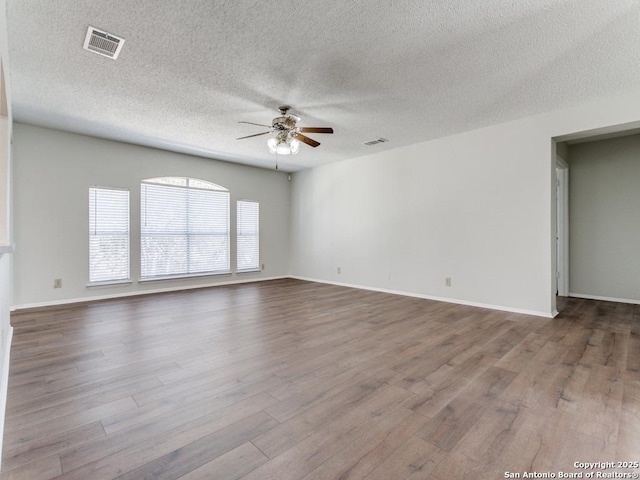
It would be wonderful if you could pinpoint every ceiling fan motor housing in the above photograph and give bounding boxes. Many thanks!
[272,114,299,130]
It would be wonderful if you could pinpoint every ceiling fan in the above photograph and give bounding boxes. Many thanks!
[237,106,333,155]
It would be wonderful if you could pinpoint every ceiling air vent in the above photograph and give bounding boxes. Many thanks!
[83,26,125,59]
[363,138,389,146]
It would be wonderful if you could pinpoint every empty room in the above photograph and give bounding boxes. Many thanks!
[0,1,639,479]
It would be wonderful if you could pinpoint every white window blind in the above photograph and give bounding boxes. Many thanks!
[89,187,130,283]
[237,200,259,272]
[141,177,230,279]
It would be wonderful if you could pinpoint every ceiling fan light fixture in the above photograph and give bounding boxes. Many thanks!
[267,136,300,155]
[290,138,300,154]
[267,137,282,154]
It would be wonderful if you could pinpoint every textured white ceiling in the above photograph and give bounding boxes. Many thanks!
[6,0,640,171]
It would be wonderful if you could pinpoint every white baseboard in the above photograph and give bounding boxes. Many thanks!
[0,325,13,471]
[11,276,289,311]
[291,276,555,318]
[11,274,560,317]
[569,292,640,305]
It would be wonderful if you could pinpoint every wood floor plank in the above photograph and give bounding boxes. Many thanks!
[60,391,277,473]
[131,370,284,407]
[0,455,62,480]
[617,380,640,459]
[555,429,618,468]
[177,442,268,480]
[4,397,136,449]
[626,331,640,380]
[414,366,518,451]
[300,407,427,480]
[58,412,277,480]
[490,407,574,474]
[6,373,162,421]
[1,422,104,472]
[114,412,277,480]
[453,395,529,465]
[241,385,411,480]
[401,352,497,418]
[252,374,391,459]
[360,436,443,480]
[0,281,638,479]
[264,363,391,422]
[7,359,182,402]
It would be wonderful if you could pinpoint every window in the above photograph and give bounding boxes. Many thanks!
[141,177,229,279]
[237,200,259,272]
[89,187,130,283]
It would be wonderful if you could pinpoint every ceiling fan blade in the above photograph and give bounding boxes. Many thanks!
[237,131,271,140]
[294,133,320,148]
[238,121,273,128]
[299,127,333,134]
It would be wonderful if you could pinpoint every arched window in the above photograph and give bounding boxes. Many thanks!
[141,177,230,279]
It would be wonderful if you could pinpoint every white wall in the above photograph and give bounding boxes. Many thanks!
[291,90,640,317]
[568,135,640,303]
[12,124,291,308]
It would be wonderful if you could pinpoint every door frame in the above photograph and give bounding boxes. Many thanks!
[556,156,569,297]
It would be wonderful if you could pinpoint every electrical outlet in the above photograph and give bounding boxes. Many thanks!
[54,278,62,288]
[445,277,451,287]
[261,263,265,270]
[337,267,341,274]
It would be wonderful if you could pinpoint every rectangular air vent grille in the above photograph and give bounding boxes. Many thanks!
[364,138,389,146]
[83,26,125,59]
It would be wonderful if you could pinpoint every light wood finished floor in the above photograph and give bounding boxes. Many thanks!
[2,279,639,479]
